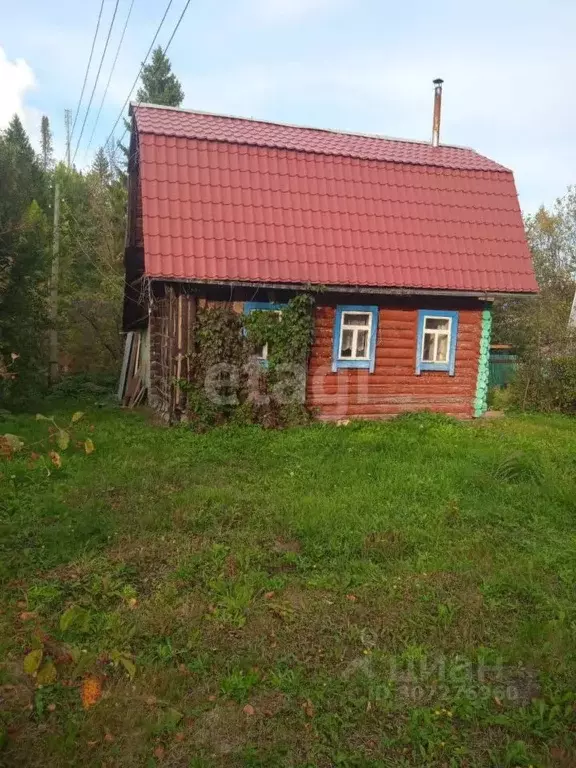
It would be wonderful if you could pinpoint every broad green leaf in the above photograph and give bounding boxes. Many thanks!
[23,649,43,676]
[84,438,95,455]
[72,651,96,679]
[157,708,183,732]
[35,414,51,421]
[3,434,24,452]
[57,430,70,451]
[68,646,82,663]
[60,606,77,631]
[37,660,57,685]
[60,605,90,632]
[30,634,43,650]
[71,411,84,423]
[120,656,136,680]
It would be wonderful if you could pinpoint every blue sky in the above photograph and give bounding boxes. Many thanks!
[1,0,575,211]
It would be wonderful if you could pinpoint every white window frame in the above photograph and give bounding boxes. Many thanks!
[338,311,373,361]
[421,315,452,364]
[416,309,459,376]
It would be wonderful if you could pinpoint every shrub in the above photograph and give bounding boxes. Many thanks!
[511,356,576,413]
[487,386,513,411]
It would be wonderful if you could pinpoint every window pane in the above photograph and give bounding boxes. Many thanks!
[356,329,369,357]
[424,317,450,331]
[436,333,449,362]
[340,329,354,357]
[343,312,370,326]
[422,332,435,361]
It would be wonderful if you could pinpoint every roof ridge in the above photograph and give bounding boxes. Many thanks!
[131,101,477,154]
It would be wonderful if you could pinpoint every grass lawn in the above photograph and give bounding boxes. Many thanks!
[1,404,576,767]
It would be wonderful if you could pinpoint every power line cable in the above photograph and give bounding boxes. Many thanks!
[163,0,192,55]
[70,0,106,140]
[102,0,175,150]
[72,0,121,164]
[84,0,137,159]
[117,0,192,153]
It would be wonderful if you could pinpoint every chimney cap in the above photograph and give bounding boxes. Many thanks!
[433,78,444,86]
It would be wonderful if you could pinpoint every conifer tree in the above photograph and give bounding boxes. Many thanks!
[40,115,54,171]
[136,46,184,107]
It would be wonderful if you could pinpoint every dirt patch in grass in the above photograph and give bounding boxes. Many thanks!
[272,537,301,554]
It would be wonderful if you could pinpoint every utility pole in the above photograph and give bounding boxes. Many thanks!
[64,109,72,168]
[49,182,61,384]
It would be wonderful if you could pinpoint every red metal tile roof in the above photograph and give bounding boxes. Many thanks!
[133,104,538,294]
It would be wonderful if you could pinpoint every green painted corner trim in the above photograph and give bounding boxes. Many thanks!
[473,308,492,417]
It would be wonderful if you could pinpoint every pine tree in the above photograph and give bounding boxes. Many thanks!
[136,46,184,107]
[40,115,54,171]
[91,147,111,184]
[0,119,50,401]
[3,115,46,212]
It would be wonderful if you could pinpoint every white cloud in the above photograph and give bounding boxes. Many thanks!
[0,46,36,130]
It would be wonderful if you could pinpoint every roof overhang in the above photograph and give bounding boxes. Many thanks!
[146,275,538,300]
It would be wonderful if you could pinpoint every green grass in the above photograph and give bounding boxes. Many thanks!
[1,404,576,766]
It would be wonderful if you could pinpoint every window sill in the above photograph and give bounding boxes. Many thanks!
[332,359,374,372]
[417,362,454,375]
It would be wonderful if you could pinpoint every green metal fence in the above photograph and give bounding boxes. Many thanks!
[488,348,517,389]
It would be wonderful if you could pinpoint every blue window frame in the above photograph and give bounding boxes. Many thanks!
[332,305,379,373]
[244,301,286,364]
[416,309,459,375]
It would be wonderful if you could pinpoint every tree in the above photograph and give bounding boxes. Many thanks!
[492,189,576,410]
[40,116,54,171]
[0,119,50,401]
[492,194,576,356]
[55,156,126,372]
[136,46,184,107]
[91,147,111,184]
[2,115,46,214]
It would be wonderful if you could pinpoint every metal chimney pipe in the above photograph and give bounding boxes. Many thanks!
[431,78,444,147]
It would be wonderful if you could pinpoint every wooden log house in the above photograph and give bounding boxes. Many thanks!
[121,85,537,420]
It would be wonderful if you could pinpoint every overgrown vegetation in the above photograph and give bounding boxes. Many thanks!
[1,46,185,410]
[0,116,125,407]
[2,406,576,766]
[492,189,576,413]
[182,294,316,429]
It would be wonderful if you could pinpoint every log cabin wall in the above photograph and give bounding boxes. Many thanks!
[145,282,486,420]
[148,284,196,418]
[308,298,485,420]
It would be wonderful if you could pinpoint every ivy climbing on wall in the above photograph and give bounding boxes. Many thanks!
[243,293,316,373]
[181,294,316,429]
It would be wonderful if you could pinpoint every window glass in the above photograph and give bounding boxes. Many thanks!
[422,333,435,361]
[343,312,370,326]
[340,329,354,357]
[436,334,449,361]
[424,317,450,331]
[356,330,369,357]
